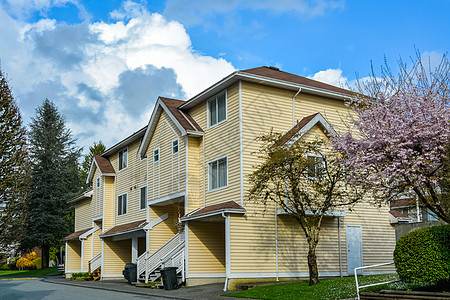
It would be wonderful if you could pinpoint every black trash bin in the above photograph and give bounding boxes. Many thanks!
[160,267,178,290]
[122,263,137,284]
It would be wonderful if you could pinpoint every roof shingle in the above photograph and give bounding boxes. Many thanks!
[63,228,92,241]
[160,97,203,132]
[100,220,147,238]
[94,156,115,174]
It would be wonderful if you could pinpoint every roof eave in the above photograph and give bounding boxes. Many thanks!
[103,126,147,157]
[179,71,350,110]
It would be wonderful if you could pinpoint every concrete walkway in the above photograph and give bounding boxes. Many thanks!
[43,275,238,300]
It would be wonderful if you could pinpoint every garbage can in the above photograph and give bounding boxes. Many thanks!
[122,263,137,284]
[160,267,178,290]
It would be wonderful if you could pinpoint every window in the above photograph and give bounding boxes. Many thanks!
[140,186,147,210]
[118,194,127,215]
[119,148,128,170]
[209,156,227,190]
[208,92,226,127]
[153,148,159,163]
[96,177,100,188]
[172,139,179,155]
[307,154,325,180]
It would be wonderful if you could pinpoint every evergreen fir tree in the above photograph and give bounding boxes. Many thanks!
[80,141,105,189]
[24,99,82,267]
[0,69,30,257]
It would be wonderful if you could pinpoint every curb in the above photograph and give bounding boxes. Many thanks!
[42,277,189,300]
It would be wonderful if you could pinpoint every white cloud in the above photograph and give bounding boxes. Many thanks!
[0,1,235,152]
[309,68,348,88]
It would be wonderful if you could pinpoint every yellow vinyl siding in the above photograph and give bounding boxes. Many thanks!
[66,241,81,271]
[228,80,396,277]
[187,136,202,212]
[82,235,91,270]
[93,228,102,257]
[92,169,103,219]
[103,176,115,230]
[111,139,147,225]
[188,221,225,274]
[75,198,92,232]
[187,83,241,208]
[146,111,186,202]
[103,238,131,275]
[149,205,179,252]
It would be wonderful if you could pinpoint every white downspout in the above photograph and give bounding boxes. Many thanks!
[292,88,301,126]
[338,217,342,277]
[416,198,421,222]
[274,178,279,281]
[223,212,231,291]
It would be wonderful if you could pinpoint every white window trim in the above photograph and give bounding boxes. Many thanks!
[153,147,160,163]
[207,90,227,129]
[117,193,128,216]
[207,155,228,192]
[118,147,128,172]
[172,139,179,155]
[139,186,147,211]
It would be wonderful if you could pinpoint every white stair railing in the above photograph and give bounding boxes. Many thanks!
[355,261,399,300]
[138,231,185,282]
[89,252,102,273]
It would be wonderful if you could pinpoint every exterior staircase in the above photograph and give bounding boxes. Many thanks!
[137,231,185,284]
[88,252,102,281]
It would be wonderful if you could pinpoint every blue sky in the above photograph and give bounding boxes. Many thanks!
[0,0,448,152]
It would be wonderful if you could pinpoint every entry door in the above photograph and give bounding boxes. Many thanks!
[346,225,362,275]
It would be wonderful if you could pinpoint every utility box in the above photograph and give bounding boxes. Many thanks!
[160,267,178,290]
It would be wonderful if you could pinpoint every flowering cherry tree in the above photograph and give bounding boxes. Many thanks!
[333,54,450,222]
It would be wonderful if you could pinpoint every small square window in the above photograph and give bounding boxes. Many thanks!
[140,186,147,210]
[119,148,128,170]
[118,194,127,215]
[153,148,159,163]
[172,140,179,154]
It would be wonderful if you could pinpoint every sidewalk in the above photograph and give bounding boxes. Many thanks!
[43,275,237,300]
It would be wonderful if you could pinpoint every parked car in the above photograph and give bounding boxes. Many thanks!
[57,264,64,272]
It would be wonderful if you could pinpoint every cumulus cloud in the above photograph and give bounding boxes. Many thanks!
[0,1,235,152]
[309,68,348,88]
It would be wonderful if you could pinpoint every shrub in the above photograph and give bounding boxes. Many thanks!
[35,257,42,269]
[394,225,450,285]
[71,272,90,279]
[8,257,19,270]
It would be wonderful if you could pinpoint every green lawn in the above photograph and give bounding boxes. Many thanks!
[0,267,59,278]
[225,273,428,300]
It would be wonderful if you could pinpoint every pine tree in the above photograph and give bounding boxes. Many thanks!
[0,69,30,257]
[80,141,105,189]
[24,99,82,267]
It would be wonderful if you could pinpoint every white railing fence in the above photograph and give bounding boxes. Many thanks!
[137,231,185,282]
[355,261,399,300]
[89,252,102,273]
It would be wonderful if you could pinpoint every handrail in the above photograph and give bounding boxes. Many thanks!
[88,252,102,273]
[355,261,399,300]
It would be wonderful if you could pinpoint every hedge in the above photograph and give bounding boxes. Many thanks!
[394,224,450,285]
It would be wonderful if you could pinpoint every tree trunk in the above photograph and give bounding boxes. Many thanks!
[307,244,319,285]
[42,244,49,268]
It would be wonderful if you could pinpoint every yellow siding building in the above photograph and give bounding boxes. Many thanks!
[65,66,396,289]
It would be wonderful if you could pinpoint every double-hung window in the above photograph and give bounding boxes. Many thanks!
[209,156,227,191]
[118,194,127,215]
[307,154,325,180]
[172,139,179,155]
[96,177,100,188]
[119,148,128,170]
[208,92,226,127]
[140,186,147,210]
[153,148,159,163]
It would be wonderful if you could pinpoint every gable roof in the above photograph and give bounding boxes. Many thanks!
[276,112,337,148]
[63,228,92,241]
[86,155,116,183]
[138,96,203,158]
[180,66,352,110]
[103,126,147,157]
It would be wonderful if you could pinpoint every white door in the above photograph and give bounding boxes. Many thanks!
[346,225,363,275]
